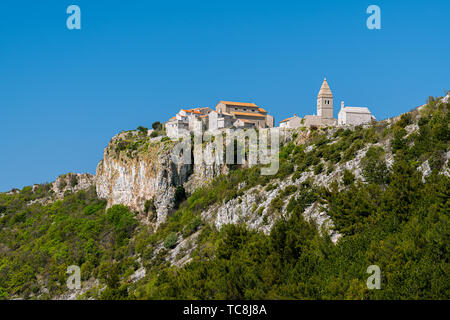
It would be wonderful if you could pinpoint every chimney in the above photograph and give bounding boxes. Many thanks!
[341,101,345,109]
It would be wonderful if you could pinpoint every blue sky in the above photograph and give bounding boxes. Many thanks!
[1,0,449,191]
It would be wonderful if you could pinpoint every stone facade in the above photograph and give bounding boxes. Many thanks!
[166,118,189,139]
[304,115,337,127]
[338,102,375,126]
[280,114,302,128]
[208,110,234,131]
[317,78,334,120]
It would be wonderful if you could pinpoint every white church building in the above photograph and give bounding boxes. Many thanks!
[338,102,375,126]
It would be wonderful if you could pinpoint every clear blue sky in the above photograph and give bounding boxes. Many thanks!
[1,0,449,191]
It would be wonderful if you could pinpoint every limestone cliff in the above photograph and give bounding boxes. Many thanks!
[95,131,227,225]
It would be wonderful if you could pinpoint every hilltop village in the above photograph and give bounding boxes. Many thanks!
[165,78,375,138]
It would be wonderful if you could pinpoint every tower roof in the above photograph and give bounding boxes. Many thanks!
[318,78,333,98]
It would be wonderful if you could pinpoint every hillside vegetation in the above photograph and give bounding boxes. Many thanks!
[0,95,448,300]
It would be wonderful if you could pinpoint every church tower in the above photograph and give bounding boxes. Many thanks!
[317,78,333,119]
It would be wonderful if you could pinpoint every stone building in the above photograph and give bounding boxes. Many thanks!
[338,102,375,125]
[208,109,234,131]
[166,107,211,138]
[165,117,189,138]
[215,101,274,129]
[280,114,302,128]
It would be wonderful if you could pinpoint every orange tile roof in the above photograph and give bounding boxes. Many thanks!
[181,108,202,114]
[220,101,258,108]
[280,117,293,123]
[182,107,212,114]
[232,111,265,118]
[258,108,267,113]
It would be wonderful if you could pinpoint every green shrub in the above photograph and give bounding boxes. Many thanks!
[256,207,264,216]
[280,185,298,197]
[152,121,163,131]
[362,146,390,185]
[83,201,106,215]
[106,205,137,245]
[342,169,355,186]
[265,183,277,192]
[391,128,407,153]
[137,126,148,134]
[269,196,284,212]
[69,174,78,187]
[58,179,67,189]
[314,163,324,175]
[396,113,413,129]
[144,199,156,214]
[326,164,334,175]
[174,186,186,207]
[164,232,178,249]
[183,217,202,237]
[292,171,302,182]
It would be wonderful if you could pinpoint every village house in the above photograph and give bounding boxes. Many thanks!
[280,114,302,128]
[165,116,189,138]
[166,107,212,139]
[208,109,234,131]
[214,101,274,129]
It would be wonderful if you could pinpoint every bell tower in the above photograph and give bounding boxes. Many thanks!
[317,77,333,119]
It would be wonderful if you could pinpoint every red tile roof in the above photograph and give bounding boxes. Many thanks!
[220,101,258,108]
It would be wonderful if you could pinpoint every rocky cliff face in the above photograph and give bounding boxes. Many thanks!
[97,133,183,224]
[95,132,228,225]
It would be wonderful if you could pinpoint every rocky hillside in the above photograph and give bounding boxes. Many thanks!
[0,93,448,300]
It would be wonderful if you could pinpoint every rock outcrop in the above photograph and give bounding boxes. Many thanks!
[95,131,229,225]
[52,173,96,198]
[96,133,187,224]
